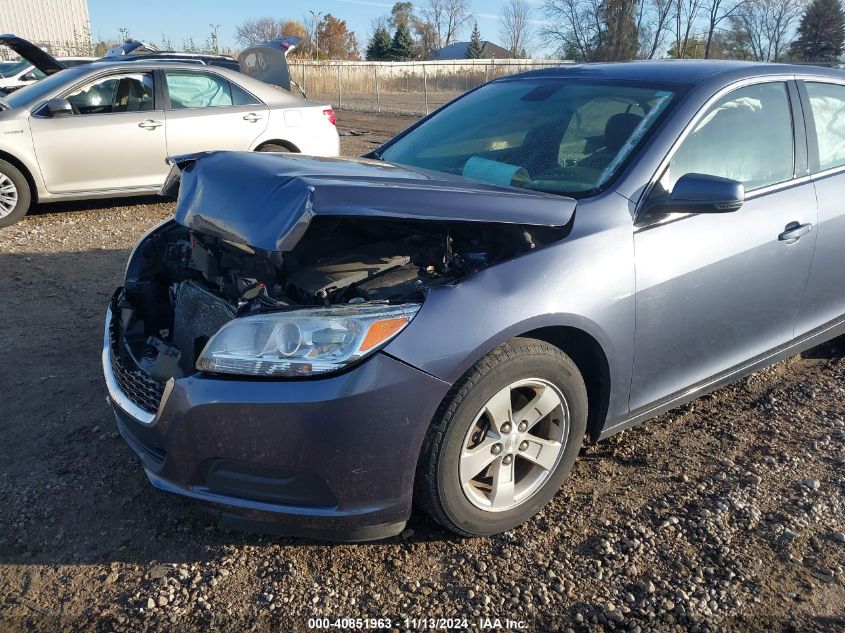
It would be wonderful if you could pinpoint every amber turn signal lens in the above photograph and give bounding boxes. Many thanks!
[359,317,410,352]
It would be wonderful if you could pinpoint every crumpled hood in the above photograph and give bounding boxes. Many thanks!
[165,151,576,252]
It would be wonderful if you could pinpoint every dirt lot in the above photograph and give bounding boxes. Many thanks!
[1,111,844,633]
[309,92,462,116]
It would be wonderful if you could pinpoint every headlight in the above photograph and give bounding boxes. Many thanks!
[196,303,421,377]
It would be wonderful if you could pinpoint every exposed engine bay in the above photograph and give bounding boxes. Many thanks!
[115,217,569,382]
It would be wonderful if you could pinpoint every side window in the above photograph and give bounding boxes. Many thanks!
[66,72,154,114]
[165,71,234,109]
[655,82,794,196]
[805,82,845,172]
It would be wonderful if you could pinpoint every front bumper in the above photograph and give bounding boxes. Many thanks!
[103,304,450,541]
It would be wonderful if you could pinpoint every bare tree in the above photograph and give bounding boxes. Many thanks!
[422,0,472,47]
[542,0,606,60]
[413,17,441,58]
[702,0,748,57]
[235,17,284,47]
[500,0,533,56]
[640,0,674,58]
[674,0,706,57]
[732,0,803,60]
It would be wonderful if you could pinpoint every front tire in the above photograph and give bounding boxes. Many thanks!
[0,159,31,228]
[416,338,587,536]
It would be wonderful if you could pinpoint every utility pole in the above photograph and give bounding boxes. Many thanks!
[309,10,322,60]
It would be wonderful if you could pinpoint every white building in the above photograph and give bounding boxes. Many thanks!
[0,0,91,57]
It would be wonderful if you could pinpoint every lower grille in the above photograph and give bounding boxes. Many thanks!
[116,412,166,470]
[108,307,166,415]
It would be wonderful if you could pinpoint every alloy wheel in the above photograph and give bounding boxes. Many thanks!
[459,378,569,512]
[0,173,18,219]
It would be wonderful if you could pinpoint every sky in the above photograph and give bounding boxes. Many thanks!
[87,0,551,55]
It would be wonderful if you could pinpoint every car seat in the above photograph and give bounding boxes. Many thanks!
[579,112,643,170]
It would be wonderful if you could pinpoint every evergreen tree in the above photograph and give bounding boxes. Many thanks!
[390,21,415,60]
[467,22,484,58]
[366,26,393,60]
[789,0,845,61]
[599,0,639,61]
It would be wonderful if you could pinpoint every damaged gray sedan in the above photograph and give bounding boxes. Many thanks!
[104,61,845,540]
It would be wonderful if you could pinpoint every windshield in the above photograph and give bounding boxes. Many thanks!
[0,59,33,78]
[380,79,681,196]
[1,67,86,109]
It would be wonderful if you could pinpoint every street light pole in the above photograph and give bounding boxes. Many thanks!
[308,10,322,60]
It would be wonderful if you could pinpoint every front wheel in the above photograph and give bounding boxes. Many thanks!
[416,338,587,536]
[0,159,31,228]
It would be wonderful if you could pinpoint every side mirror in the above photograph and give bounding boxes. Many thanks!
[45,97,73,118]
[20,71,37,82]
[663,173,744,214]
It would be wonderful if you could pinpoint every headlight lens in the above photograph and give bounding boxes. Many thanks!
[196,303,421,377]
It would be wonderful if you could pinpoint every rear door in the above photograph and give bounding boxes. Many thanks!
[630,80,818,412]
[29,70,168,193]
[161,69,268,155]
[795,79,845,333]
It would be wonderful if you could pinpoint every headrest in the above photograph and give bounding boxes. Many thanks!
[605,112,643,151]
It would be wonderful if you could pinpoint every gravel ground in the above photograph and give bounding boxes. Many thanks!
[1,112,844,633]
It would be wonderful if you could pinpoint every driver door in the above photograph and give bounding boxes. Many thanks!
[630,81,818,411]
[29,71,169,193]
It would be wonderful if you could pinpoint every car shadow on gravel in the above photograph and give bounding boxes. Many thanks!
[28,195,164,219]
[801,334,845,360]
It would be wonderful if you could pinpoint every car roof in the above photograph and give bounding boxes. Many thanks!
[509,60,845,85]
[115,51,237,61]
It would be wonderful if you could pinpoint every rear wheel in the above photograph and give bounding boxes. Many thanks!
[0,159,31,228]
[416,338,587,536]
[256,143,294,153]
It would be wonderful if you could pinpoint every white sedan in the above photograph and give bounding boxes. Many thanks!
[0,58,339,227]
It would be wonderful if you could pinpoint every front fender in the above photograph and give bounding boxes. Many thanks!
[383,215,635,425]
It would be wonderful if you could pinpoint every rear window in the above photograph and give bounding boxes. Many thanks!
[380,79,682,196]
[805,82,845,172]
[166,71,233,109]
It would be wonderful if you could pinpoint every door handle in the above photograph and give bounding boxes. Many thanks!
[138,119,163,130]
[243,113,263,123]
[778,221,812,243]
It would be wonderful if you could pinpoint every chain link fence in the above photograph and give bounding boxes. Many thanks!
[288,59,571,116]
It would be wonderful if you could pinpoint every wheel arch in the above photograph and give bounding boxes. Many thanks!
[518,326,611,442]
[416,315,614,443]
[0,149,38,203]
